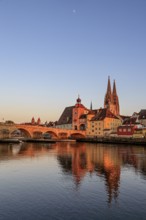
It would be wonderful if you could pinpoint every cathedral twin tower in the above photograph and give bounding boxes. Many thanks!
[104,76,120,116]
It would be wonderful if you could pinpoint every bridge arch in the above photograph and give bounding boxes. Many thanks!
[70,132,85,139]
[43,131,58,139]
[11,128,31,138]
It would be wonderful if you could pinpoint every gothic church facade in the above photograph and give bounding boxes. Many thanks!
[104,76,120,116]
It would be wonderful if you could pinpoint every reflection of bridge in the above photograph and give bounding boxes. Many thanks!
[15,125,86,139]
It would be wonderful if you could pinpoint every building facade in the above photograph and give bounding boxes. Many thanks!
[72,97,89,130]
[87,108,121,137]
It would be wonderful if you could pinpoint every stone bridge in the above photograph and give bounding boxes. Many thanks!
[0,123,86,139]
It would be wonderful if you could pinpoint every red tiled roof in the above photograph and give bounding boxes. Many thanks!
[118,125,135,129]
[123,117,137,125]
[88,109,98,114]
[75,103,86,108]
[91,108,119,121]
[119,115,131,120]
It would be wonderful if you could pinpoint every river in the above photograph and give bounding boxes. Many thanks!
[0,141,146,220]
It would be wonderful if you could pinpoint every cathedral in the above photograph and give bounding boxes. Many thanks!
[56,76,121,134]
[104,76,120,116]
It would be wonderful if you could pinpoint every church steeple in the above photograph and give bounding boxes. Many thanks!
[107,76,112,96]
[104,76,112,109]
[112,79,120,115]
[113,80,117,96]
[104,76,120,115]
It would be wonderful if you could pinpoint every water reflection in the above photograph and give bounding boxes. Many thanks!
[0,142,55,158]
[55,142,146,203]
[56,143,121,203]
[0,142,146,204]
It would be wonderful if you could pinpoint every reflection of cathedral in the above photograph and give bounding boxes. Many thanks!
[103,152,120,203]
[56,143,146,203]
[1,143,146,204]
[56,143,121,202]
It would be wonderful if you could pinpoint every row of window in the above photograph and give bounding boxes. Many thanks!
[91,122,101,125]
[91,127,101,130]
[88,131,101,135]
[91,122,120,127]
[119,128,132,132]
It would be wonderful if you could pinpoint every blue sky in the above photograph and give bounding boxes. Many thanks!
[0,0,146,123]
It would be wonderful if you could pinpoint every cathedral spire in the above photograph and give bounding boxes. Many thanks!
[112,79,120,115]
[107,76,112,95]
[104,76,112,109]
[104,76,120,115]
[113,80,117,95]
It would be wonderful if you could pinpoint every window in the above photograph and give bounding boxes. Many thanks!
[74,126,77,130]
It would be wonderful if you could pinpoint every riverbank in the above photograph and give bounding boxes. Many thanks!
[0,138,56,143]
[77,137,146,146]
[0,139,21,143]
[1,137,146,145]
